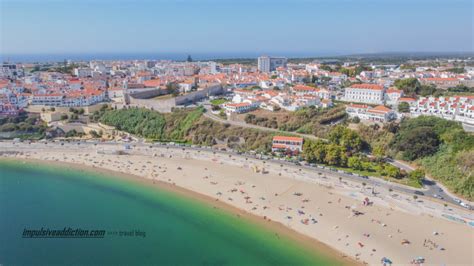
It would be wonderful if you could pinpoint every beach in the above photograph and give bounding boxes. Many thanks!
[1,141,473,265]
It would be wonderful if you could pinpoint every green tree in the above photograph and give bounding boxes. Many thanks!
[408,169,425,186]
[391,126,440,160]
[89,130,100,138]
[303,139,328,163]
[372,144,385,159]
[419,85,437,96]
[348,156,363,170]
[324,144,346,166]
[383,164,402,179]
[329,125,363,153]
[398,102,410,113]
[313,140,328,163]
[394,78,420,96]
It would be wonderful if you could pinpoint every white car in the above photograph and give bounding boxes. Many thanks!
[454,198,462,204]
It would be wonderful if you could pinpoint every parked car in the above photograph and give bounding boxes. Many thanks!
[414,191,424,196]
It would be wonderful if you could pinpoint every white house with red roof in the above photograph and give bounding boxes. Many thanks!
[346,103,397,122]
[272,136,303,153]
[343,83,385,104]
[224,101,259,114]
[385,87,404,105]
[411,96,474,124]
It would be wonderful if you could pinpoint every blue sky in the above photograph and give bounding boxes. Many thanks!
[1,0,473,56]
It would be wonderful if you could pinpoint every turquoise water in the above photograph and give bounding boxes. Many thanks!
[0,160,337,265]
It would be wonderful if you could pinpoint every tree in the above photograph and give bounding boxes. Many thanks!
[60,114,68,120]
[372,144,385,159]
[383,164,402,179]
[166,82,180,96]
[448,85,474,93]
[89,130,100,138]
[398,102,410,113]
[324,144,346,166]
[303,139,328,163]
[313,140,328,163]
[329,125,363,153]
[348,156,363,170]
[218,110,227,119]
[394,78,420,96]
[408,169,425,186]
[50,107,56,112]
[391,126,440,160]
[419,85,437,96]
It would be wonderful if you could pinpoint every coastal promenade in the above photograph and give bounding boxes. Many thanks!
[1,140,473,265]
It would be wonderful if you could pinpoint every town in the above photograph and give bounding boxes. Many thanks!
[1,0,473,265]
[1,56,473,128]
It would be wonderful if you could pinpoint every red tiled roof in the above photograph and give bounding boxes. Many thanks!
[367,105,392,114]
[273,136,303,142]
[350,84,383,91]
[399,97,416,102]
[227,102,251,108]
[347,103,369,109]
[293,85,318,92]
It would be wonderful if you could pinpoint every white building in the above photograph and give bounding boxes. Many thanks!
[410,96,474,124]
[272,136,303,153]
[346,103,397,122]
[343,84,385,105]
[73,68,93,78]
[258,56,287,73]
[385,87,404,106]
[224,101,259,114]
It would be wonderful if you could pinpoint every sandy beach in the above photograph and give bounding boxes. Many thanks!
[1,141,473,265]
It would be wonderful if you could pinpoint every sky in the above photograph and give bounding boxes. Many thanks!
[0,0,473,57]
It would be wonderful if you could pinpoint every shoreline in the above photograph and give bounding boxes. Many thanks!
[1,142,473,265]
[1,157,358,266]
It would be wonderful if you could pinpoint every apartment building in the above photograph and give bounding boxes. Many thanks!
[343,84,385,104]
[258,56,287,73]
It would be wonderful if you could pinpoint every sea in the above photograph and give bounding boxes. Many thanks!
[0,160,337,265]
[0,52,343,63]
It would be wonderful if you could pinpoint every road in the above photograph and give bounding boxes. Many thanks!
[389,159,471,205]
[203,105,466,206]
[202,105,323,141]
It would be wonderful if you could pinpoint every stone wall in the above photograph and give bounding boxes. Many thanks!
[26,103,106,115]
[126,85,224,113]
